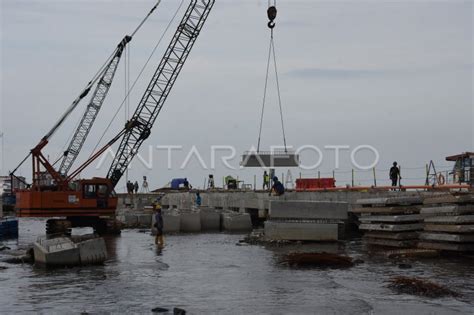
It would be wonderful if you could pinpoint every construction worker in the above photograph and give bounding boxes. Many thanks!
[263,171,270,190]
[195,192,202,207]
[154,204,164,248]
[390,162,401,188]
[133,181,139,194]
[271,176,285,196]
[126,180,133,194]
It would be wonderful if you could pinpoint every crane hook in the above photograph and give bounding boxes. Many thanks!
[267,6,277,29]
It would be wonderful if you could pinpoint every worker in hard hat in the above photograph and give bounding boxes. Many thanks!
[154,204,164,248]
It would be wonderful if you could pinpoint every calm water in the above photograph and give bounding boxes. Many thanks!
[0,218,473,314]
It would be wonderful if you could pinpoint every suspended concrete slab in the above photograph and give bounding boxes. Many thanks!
[240,151,299,167]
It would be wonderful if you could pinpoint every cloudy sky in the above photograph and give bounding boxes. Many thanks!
[1,0,472,191]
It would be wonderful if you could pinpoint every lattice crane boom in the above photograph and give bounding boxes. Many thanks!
[107,0,215,188]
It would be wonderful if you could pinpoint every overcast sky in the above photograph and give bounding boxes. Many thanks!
[1,0,473,191]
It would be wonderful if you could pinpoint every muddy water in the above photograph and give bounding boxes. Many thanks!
[0,218,473,314]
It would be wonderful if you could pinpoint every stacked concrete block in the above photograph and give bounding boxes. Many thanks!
[264,200,348,241]
[354,196,423,248]
[222,212,252,232]
[200,207,221,231]
[418,194,474,252]
[34,235,108,266]
[180,209,201,233]
[77,238,108,265]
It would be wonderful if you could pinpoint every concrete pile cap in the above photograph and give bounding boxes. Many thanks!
[77,237,108,265]
[356,196,424,207]
[419,232,474,243]
[423,194,474,205]
[351,206,421,214]
[358,214,422,223]
[36,236,76,252]
[420,205,474,216]
[222,212,252,232]
[269,200,348,220]
[179,211,201,233]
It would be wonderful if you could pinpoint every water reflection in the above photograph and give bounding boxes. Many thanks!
[0,219,473,313]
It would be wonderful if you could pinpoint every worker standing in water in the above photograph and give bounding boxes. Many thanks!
[154,204,164,248]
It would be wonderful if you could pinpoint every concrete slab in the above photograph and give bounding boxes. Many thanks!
[200,208,221,231]
[359,223,423,232]
[180,212,201,233]
[356,196,423,207]
[424,224,474,234]
[420,232,474,243]
[222,213,252,232]
[78,238,108,265]
[358,214,422,223]
[420,205,474,216]
[418,241,474,252]
[363,231,419,240]
[241,152,299,167]
[424,215,474,224]
[33,237,80,266]
[423,194,474,205]
[351,206,420,214]
[269,200,348,220]
[364,237,417,248]
[264,221,338,241]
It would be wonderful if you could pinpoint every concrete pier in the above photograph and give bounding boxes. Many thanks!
[180,210,201,233]
[200,207,221,231]
[222,212,252,232]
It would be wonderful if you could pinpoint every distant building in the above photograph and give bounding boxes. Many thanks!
[0,175,26,195]
[446,152,474,187]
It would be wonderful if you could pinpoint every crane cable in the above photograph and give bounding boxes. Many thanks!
[52,1,160,168]
[257,2,288,153]
[89,0,186,158]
